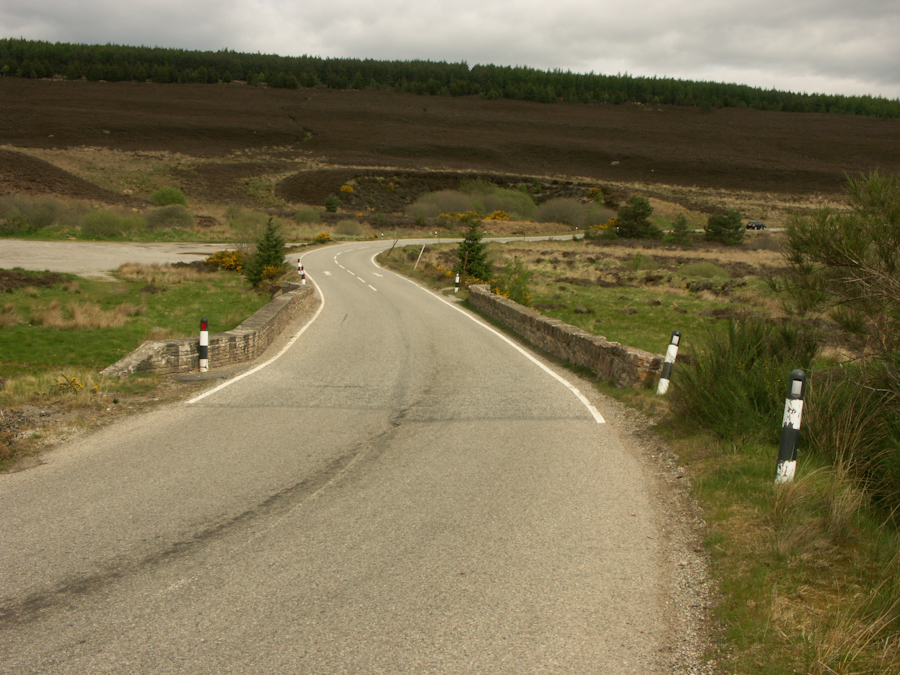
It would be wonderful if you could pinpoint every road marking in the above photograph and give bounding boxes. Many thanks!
[187,269,324,404]
[369,252,605,423]
[372,273,383,277]
[323,271,332,276]
[368,285,378,292]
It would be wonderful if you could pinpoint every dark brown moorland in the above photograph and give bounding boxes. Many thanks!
[2,77,900,213]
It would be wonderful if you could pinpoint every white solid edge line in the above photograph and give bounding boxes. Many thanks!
[369,251,605,424]
[186,267,325,405]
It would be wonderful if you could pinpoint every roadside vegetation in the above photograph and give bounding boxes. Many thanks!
[378,172,900,674]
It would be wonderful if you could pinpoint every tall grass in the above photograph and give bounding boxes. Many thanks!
[669,316,818,440]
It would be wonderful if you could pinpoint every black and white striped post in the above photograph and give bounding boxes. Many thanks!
[775,369,806,484]
[656,330,681,395]
[455,272,460,293]
[199,318,209,373]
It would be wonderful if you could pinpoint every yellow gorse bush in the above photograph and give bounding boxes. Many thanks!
[340,184,355,193]
[261,265,284,282]
[486,211,510,221]
[56,375,84,392]
[314,232,332,244]
[205,250,246,272]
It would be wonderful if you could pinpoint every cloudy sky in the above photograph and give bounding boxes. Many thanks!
[3,0,898,99]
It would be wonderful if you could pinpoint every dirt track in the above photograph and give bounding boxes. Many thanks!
[2,78,899,209]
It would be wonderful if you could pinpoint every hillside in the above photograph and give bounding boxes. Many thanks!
[2,77,900,219]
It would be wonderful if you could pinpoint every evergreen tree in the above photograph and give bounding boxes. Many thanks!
[457,216,492,281]
[705,210,745,245]
[616,196,662,239]
[669,213,694,246]
[244,218,287,286]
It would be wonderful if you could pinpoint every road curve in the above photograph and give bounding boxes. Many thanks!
[0,239,676,673]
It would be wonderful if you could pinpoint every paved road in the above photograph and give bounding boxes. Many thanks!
[0,239,669,673]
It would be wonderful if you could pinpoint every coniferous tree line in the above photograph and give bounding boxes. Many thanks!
[2,38,898,118]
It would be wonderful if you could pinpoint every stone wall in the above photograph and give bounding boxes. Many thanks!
[100,285,315,378]
[467,284,662,388]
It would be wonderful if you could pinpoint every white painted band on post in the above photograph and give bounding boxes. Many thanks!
[775,460,797,484]
[199,318,209,373]
[775,369,806,484]
[656,330,681,395]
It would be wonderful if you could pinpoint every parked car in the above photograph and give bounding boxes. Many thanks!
[746,221,766,230]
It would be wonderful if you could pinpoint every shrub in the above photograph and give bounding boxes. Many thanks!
[335,219,364,236]
[406,190,474,219]
[783,171,900,389]
[314,232,332,244]
[80,209,144,238]
[459,180,536,220]
[491,258,533,306]
[584,205,616,228]
[293,207,321,224]
[534,198,586,227]
[204,250,246,272]
[150,187,187,207]
[144,205,194,230]
[705,209,745,244]
[324,195,339,213]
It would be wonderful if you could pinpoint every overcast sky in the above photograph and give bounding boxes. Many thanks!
[3,0,898,99]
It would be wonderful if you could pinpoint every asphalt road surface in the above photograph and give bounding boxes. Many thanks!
[0,239,672,673]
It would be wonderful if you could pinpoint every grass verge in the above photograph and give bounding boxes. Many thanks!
[0,264,271,469]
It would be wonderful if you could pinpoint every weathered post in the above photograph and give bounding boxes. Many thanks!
[656,330,681,395]
[199,318,209,373]
[775,370,806,484]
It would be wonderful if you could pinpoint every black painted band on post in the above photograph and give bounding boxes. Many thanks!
[657,330,681,395]
[199,317,209,373]
[775,369,806,484]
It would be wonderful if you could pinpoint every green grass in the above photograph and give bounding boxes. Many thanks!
[0,268,268,368]
[530,279,730,354]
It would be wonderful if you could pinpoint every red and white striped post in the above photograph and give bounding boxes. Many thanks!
[199,318,209,373]
[657,330,681,395]
[298,259,306,285]
[775,370,806,484]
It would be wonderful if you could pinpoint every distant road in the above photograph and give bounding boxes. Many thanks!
[0,239,231,279]
[0,235,576,280]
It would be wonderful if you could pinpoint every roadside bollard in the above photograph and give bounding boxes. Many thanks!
[656,330,681,395]
[199,318,209,373]
[775,369,806,484]
[455,272,460,293]
[298,259,306,285]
